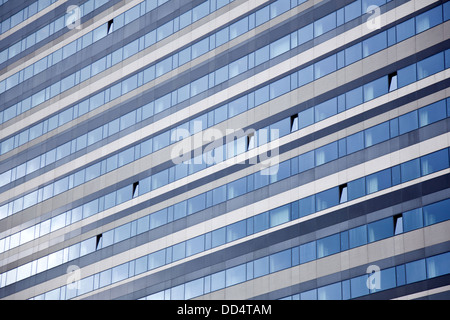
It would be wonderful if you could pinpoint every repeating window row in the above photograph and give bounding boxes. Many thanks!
[1,43,448,226]
[0,0,402,152]
[0,0,303,141]
[282,252,450,300]
[0,0,59,35]
[0,46,448,264]
[0,0,109,65]
[143,215,450,300]
[1,145,449,290]
[0,0,238,123]
[32,200,450,300]
[2,2,448,185]
[1,95,448,256]
[0,0,307,158]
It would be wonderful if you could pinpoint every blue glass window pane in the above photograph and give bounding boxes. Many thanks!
[318,282,341,300]
[185,278,203,300]
[298,107,314,129]
[229,56,247,79]
[190,75,208,96]
[402,208,423,232]
[371,267,397,293]
[445,2,450,21]
[390,118,399,138]
[366,169,391,194]
[421,149,449,176]
[314,55,336,79]
[298,150,314,173]
[254,86,269,106]
[363,31,387,58]
[187,193,205,215]
[401,159,420,182]
[315,142,338,166]
[419,100,446,127]
[405,259,426,284]
[299,195,315,217]
[345,0,361,23]
[340,231,349,251]
[416,5,443,34]
[396,264,406,286]
[314,12,336,37]
[270,0,290,18]
[364,121,389,147]
[269,76,290,100]
[300,241,316,263]
[397,64,417,88]
[423,199,450,226]
[226,220,246,242]
[417,52,444,80]
[229,17,248,40]
[270,35,290,59]
[316,188,339,211]
[349,225,367,248]
[297,65,314,87]
[270,117,290,139]
[269,204,290,227]
[114,223,131,243]
[368,217,393,242]
[148,249,165,269]
[211,270,225,291]
[387,27,396,46]
[152,131,170,152]
[186,235,205,257]
[150,208,167,229]
[270,249,291,273]
[172,242,185,261]
[315,98,337,122]
[362,0,385,16]
[226,264,246,287]
[396,18,415,42]
[254,256,269,278]
[364,76,387,102]
[345,43,362,66]
[301,289,317,300]
[346,131,364,154]
[173,201,186,221]
[255,45,269,66]
[254,212,269,233]
[427,252,450,278]
[111,263,128,283]
[151,169,168,190]
[170,284,184,300]
[211,228,225,248]
[351,274,369,298]
[212,185,227,205]
[399,111,418,135]
[215,27,229,47]
[192,38,209,59]
[317,234,340,258]
[227,177,246,199]
[297,23,313,45]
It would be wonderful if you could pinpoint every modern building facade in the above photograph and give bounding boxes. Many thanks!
[0,0,449,301]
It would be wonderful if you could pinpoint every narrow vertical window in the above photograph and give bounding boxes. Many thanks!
[96,234,103,249]
[290,114,298,132]
[339,183,348,203]
[394,214,403,235]
[107,19,114,34]
[132,181,139,198]
[388,72,398,92]
[247,132,255,150]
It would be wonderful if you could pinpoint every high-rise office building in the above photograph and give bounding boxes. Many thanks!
[0,0,449,301]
